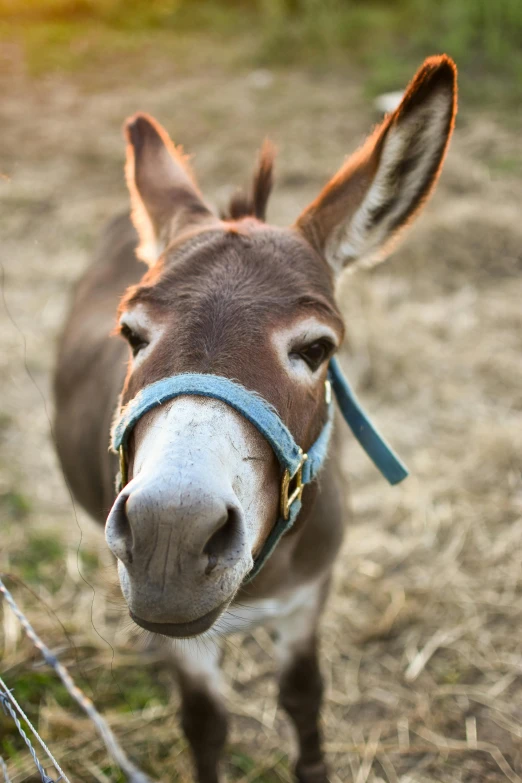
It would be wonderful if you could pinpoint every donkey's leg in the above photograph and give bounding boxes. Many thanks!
[274,581,330,783]
[172,640,228,783]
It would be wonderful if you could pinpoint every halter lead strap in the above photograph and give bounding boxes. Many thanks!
[111,362,407,582]
[329,358,408,486]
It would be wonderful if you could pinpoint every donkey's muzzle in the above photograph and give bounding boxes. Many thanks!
[105,476,251,629]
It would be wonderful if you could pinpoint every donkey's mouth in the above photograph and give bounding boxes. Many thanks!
[130,601,228,638]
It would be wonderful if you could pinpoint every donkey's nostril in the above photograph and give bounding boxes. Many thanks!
[105,491,134,565]
[203,508,242,574]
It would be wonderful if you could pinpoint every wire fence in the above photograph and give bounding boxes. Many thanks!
[0,678,64,783]
[0,575,157,783]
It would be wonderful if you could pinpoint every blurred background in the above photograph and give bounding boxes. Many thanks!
[1,1,522,781]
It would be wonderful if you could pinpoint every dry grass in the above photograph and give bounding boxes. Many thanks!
[1,44,522,783]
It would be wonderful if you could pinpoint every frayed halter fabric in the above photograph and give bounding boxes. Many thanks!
[111,357,408,582]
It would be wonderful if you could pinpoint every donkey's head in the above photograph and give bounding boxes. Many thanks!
[105,56,457,638]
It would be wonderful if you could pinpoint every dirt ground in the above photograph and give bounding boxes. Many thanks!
[1,46,522,783]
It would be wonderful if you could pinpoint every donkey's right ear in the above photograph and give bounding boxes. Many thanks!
[295,55,457,277]
[124,113,216,265]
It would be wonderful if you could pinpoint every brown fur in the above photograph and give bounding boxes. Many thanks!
[224,140,275,221]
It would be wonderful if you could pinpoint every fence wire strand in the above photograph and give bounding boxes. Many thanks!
[0,575,156,783]
[0,681,60,783]
[0,756,12,783]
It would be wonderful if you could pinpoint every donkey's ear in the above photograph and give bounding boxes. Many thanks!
[124,113,215,265]
[295,55,457,276]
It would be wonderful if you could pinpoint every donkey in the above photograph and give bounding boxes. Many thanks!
[54,56,457,783]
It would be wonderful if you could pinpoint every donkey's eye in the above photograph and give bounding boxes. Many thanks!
[292,339,335,372]
[120,324,149,357]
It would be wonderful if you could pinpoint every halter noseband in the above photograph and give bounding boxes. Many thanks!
[111,357,408,582]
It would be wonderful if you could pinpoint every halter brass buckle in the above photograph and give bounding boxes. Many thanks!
[280,449,308,521]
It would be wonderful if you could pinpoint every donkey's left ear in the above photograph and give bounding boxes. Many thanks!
[295,55,457,276]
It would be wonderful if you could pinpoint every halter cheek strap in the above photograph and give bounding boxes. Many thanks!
[111,360,408,582]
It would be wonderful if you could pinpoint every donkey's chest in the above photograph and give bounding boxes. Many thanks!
[212,580,321,637]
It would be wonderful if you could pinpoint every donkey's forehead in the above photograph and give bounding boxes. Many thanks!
[123,223,340,322]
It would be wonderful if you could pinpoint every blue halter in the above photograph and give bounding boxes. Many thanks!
[111,357,408,581]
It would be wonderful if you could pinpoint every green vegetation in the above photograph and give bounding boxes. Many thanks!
[1,0,522,108]
[0,488,31,520]
[0,671,73,761]
[10,531,64,586]
[97,665,169,713]
[6,670,70,710]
